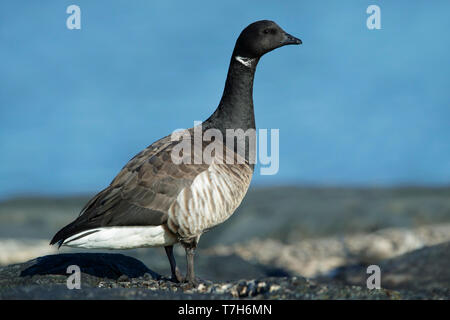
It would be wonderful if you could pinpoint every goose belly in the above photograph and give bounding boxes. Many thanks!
[168,162,253,239]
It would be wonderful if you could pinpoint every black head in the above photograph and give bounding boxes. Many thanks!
[233,20,302,59]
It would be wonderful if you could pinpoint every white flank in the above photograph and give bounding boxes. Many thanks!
[62,226,177,249]
[169,161,252,239]
[235,56,255,68]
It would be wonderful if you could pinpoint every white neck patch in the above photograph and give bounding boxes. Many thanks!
[235,56,255,68]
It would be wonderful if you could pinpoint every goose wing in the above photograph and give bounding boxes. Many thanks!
[50,134,209,246]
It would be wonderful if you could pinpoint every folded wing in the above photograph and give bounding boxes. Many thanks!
[50,134,209,246]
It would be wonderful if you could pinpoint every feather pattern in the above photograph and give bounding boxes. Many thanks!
[50,130,253,248]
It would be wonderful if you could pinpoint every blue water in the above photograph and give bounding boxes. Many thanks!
[1,1,449,198]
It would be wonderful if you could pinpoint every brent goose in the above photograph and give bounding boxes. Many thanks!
[51,20,301,286]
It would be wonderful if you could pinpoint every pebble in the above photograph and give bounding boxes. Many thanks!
[269,284,281,292]
[117,275,129,282]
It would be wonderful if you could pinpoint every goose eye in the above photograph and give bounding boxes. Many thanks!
[263,29,270,34]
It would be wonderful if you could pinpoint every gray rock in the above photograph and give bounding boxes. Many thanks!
[325,241,450,299]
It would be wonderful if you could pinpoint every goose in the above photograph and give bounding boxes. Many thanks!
[50,20,301,286]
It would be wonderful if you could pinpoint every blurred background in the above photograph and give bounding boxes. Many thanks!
[0,1,449,297]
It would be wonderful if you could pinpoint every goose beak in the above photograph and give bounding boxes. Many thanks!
[282,33,302,45]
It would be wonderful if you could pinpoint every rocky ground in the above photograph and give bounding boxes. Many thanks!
[0,187,449,299]
[0,253,420,300]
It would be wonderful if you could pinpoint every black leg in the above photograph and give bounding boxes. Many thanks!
[180,235,201,287]
[185,246,198,286]
[164,245,184,283]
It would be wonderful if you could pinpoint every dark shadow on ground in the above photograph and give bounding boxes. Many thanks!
[19,252,292,282]
[195,253,292,281]
[20,253,160,280]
